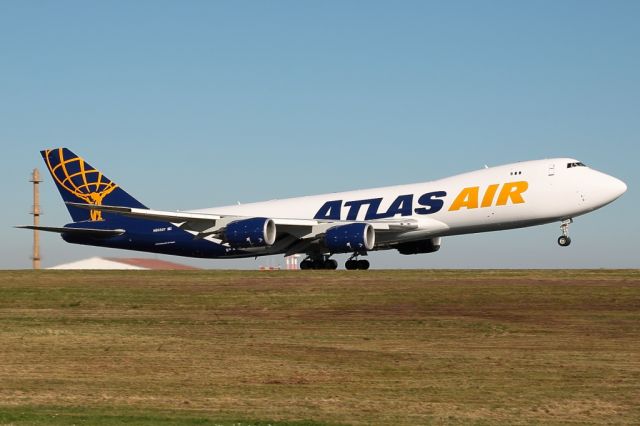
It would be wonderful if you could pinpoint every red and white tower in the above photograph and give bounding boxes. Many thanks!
[285,254,300,270]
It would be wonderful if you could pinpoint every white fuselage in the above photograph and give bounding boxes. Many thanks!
[191,158,627,251]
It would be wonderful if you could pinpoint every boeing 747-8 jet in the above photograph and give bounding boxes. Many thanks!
[18,148,627,269]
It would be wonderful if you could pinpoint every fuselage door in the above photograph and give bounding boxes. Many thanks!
[548,163,555,176]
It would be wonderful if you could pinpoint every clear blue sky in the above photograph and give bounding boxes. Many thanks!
[1,1,638,269]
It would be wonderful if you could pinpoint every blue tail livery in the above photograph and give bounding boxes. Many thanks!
[18,148,229,258]
[41,148,147,222]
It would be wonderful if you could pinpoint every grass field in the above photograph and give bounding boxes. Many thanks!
[0,269,638,425]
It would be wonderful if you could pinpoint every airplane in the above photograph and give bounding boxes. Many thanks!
[18,148,627,270]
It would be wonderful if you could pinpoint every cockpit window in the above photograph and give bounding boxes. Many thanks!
[567,162,587,168]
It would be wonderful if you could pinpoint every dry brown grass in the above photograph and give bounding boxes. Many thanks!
[0,269,638,425]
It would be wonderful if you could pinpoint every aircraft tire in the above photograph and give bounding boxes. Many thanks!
[357,259,370,270]
[558,236,571,247]
[325,259,338,270]
[300,260,312,270]
[345,260,357,270]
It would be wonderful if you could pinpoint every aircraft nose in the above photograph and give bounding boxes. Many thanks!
[603,174,627,201]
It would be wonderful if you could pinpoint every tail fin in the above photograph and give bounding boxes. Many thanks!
[41,148,147,222]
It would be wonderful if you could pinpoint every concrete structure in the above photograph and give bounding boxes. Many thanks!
[48,257,199,270]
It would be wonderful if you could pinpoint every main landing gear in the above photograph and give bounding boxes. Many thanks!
[300,255,338,270]
[558,219,573,247]
[299,254,370,270]
[345,254,370,270]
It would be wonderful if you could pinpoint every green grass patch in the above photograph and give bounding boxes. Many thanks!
[0,270,638,425]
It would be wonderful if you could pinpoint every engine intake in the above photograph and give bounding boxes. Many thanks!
[325,223,375,253]
[224,217,276,248]
[396,237,441,255]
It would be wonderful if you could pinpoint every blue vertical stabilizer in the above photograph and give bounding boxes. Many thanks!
[41,148,147,222]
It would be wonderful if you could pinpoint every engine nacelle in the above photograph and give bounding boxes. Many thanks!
[324,223,375,253]
[396,237,441,255]
[224,217,276,248]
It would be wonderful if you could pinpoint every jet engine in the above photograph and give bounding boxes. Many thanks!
[324,223,375,253]
[224,217,276,248]
[395,237,441,255]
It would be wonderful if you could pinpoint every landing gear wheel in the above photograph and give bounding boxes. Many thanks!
[345,258,370,270]
[301,255,338,270]
[558,236,571,247]
[325,259,338,270]
[357,259,370,270]
[300,259,312,270]
[558,218,573,247]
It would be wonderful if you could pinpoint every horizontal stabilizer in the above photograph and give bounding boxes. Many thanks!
[15,225,125,237]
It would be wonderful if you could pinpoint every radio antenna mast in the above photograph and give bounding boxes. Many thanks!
[30,168,42,269]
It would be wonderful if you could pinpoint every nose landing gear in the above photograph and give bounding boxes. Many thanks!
[558,219,573,247]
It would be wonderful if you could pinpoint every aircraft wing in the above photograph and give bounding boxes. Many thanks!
[66,202,433,230]
[65,202,447,245]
